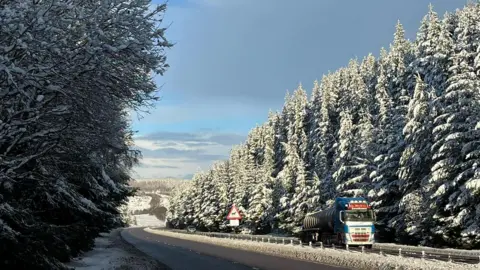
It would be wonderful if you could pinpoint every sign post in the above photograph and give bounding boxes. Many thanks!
[226,204,242,226]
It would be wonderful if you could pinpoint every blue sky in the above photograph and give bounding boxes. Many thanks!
[131,0,467,179]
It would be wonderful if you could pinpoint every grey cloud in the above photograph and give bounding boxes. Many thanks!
[142,131,200,141]
[153,141,178,147]
[137,146,202,158]
[139,131,245,146]
[208,134,246,146]
[153,141,216,148]
[151,174,194,180]
[136,146,227,162]
[137,163,179,169]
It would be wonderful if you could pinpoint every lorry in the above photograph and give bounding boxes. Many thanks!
[299,197,376,248]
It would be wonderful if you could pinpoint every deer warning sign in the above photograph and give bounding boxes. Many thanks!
[226,204,242,220]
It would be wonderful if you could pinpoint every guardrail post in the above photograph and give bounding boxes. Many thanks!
[398,248,402,257]
[261,237,264,242]
[346,244,349,251]
[421,251,425,260]
[379,248,383,256]
[282,239,285,244]
[361,246,364,253]
[290,239,294,245]
[332,244,335,250]
[320,242,324,249]
[309,241,312,247]
[448,253,452,262]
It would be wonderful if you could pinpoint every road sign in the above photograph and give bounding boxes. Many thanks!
[226,204,242,220]
[228,219,239,226]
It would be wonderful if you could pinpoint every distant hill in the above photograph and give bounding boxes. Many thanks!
[121,179,190,227]
[130,178,189,195]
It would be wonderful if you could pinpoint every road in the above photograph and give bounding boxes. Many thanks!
[121,227,351,270]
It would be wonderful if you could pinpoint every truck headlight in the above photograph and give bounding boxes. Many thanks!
[345,233,351,241]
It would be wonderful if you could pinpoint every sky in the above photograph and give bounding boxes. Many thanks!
[131,0,468,180]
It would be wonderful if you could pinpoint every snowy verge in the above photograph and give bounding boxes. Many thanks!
[130,214,166,228]
[164,228,480,258]
[374,242,480,257]
[144,228,478,270]
[127,196,152,212]
[66,228,168,270]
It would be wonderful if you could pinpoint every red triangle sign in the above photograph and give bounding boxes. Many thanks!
[226,204,242,220]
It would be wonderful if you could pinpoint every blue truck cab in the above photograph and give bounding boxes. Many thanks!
[300,197,376,247]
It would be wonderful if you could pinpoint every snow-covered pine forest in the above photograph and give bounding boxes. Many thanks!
[167,3,480,249]
[0,1,171,269]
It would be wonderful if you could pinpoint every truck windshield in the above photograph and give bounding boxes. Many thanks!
[344,210,374,222]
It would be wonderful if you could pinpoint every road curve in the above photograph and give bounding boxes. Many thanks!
[121,227,350,270]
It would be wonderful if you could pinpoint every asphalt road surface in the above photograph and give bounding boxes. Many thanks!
[121,227,350,270]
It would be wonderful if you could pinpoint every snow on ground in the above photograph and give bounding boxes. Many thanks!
[146,190,170,196]
[143,192,170,208]
[131,214,165,227]
[126,196,152,212]
[145,228,478,270]
[157,195,170,209]
[374,242,480,257]
[66,228,167,270]
[266,232,294,238]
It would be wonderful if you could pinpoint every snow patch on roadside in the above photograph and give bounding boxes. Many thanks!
[66,228,163,270]
[144,228,478,270]
[130,214,165,227]
[127,196,152,212]
[374,242,480,257]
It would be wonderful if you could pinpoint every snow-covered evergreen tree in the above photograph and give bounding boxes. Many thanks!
[190,173,207,229]
[308,80,325,208]
[353,111,375,194]
[332,110,355,195]
[427,5,480,248]
[413,4,453,97]
[277,85,313,231]
[360,54,378,116]
[369,23,415,241]
[275,140,308,232]
[395,75,433,244]
[0,0,171,268]
[212,161,233,230]
[315,73,338,201]
[368,63,399,242]
[247,163,275,233]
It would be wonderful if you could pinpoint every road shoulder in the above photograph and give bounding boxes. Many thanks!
[66,227,170,270]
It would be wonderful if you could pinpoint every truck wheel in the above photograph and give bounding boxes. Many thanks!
[365,245,373,249]
[299,232,307,243]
